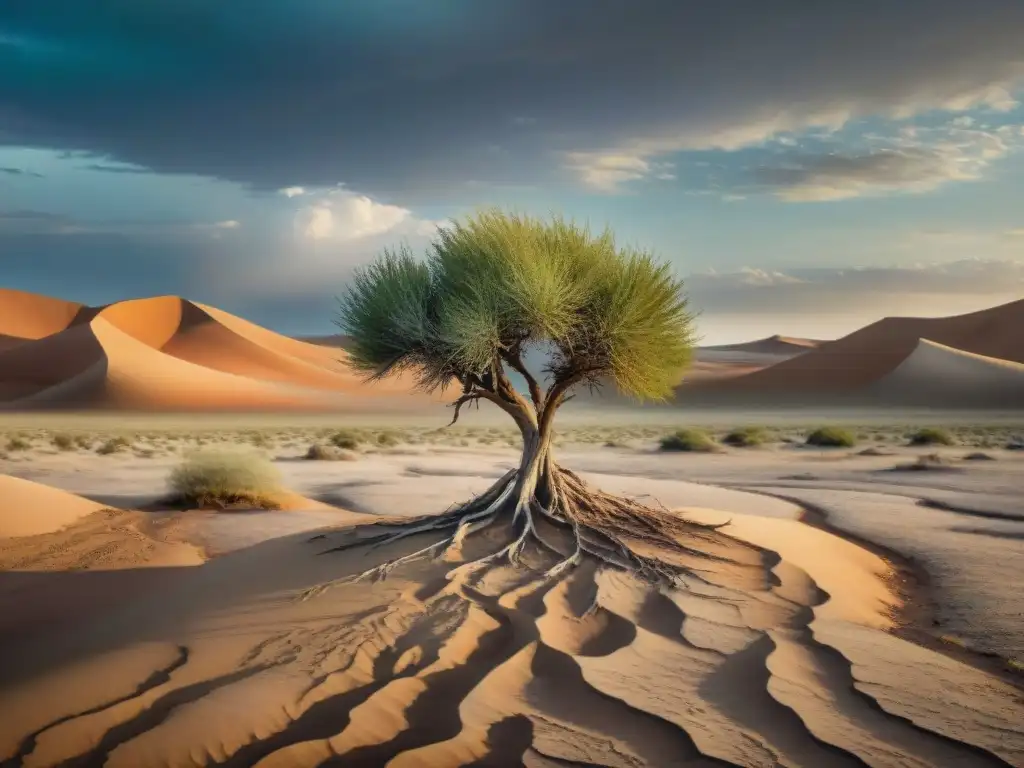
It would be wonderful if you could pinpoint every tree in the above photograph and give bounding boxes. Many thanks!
[332,210,725,584]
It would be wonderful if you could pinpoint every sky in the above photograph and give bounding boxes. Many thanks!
[1,1,1023,345]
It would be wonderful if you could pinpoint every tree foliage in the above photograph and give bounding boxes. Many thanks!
[338,210,696,408]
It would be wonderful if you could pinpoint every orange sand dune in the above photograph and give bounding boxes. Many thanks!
[0,321,106,398]
[0,290,437,411]
[0,288,85,351]
[3,317,342,412]
[0,475,112,537]
[684,298,1024,397]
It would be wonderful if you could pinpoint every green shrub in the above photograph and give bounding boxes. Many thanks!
[96,436,132,455]
[659,429,716,453]
[167,450,282,508]
[375,431,401,447]
[304,443,357,461]
[805,427,856,448]
[722,426,768,447]
[329,430,361,450]
[51,433,75,451]
[908,428,955,447]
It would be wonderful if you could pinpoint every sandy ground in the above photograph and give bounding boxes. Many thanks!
[0,438,1022,767]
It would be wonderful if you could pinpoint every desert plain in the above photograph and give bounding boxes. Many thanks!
[0,416,1022,768]
[0,289,1022,767]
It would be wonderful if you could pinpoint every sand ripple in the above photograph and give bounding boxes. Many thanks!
[0,497,1021,768]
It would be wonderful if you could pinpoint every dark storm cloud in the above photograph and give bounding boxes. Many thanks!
[2,1,1023,201]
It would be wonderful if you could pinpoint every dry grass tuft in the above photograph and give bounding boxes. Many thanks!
[166,450,283,509]
[805,427,856,448]
[659,428,716,453]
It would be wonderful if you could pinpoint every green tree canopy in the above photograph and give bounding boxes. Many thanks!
[338,210,696,407]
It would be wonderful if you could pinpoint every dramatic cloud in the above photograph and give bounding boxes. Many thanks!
[745,122,1024,201]
[2,2,1023,201]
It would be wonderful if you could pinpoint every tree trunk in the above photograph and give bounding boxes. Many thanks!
[513,425,553,515]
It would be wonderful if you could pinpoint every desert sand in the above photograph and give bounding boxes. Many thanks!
[0,425,1021,767]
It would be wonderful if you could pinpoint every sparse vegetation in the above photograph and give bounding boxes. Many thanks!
[659,428,717,453]
[329,430,361,450]
[375,430,401,448]
[722,426,768,448]
[805,427,856,448]
[167,450,283,509]
[96,436,132,455]
[51,433,75,451]
[908,427,955,447]
[305,443,357,461]
[4,436,31,452]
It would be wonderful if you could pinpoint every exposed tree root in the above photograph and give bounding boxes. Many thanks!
[304,463,736,600]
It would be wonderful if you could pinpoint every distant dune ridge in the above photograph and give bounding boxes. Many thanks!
[1,288,1022,410]
[676,298,1024,408]
[0,289,436,412]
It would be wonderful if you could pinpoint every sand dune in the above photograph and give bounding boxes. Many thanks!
[0,288,85,351]
[0,291,435,412]
[297,333,355,350]
[0,475,111,537]
[869,339,1024,407]
[678,298,1024,405]
[6,317,340,412]
[700,335,823,357]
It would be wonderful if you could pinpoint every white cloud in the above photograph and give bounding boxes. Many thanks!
[221,187,446,296]
[279,186,306,198]
[214,219,240,229]
[293,189,413,242]
[564,151,677,193]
